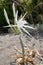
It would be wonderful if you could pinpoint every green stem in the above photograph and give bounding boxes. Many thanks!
[19,36,25,65]
[13,27,20,35]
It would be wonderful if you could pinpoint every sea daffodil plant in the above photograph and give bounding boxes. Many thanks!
[4,3,36,37]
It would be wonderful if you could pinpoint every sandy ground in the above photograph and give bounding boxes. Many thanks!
[0,31,43,65]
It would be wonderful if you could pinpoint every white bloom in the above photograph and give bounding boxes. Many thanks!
[4,3,36,37]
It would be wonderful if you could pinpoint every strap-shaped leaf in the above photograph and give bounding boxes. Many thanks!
[4,9,15,33]
[12,3,16,24]
[4,9,10,25]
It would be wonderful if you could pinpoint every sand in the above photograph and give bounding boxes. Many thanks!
[0,31,43,65]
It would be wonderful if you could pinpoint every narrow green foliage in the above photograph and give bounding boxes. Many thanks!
[4,9,15,33]
[4,3,20,35]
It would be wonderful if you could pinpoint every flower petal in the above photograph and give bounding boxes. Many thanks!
[23,25,36,30]
[21,27,32,37]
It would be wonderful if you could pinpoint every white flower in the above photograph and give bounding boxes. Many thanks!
[4,3,36,37]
